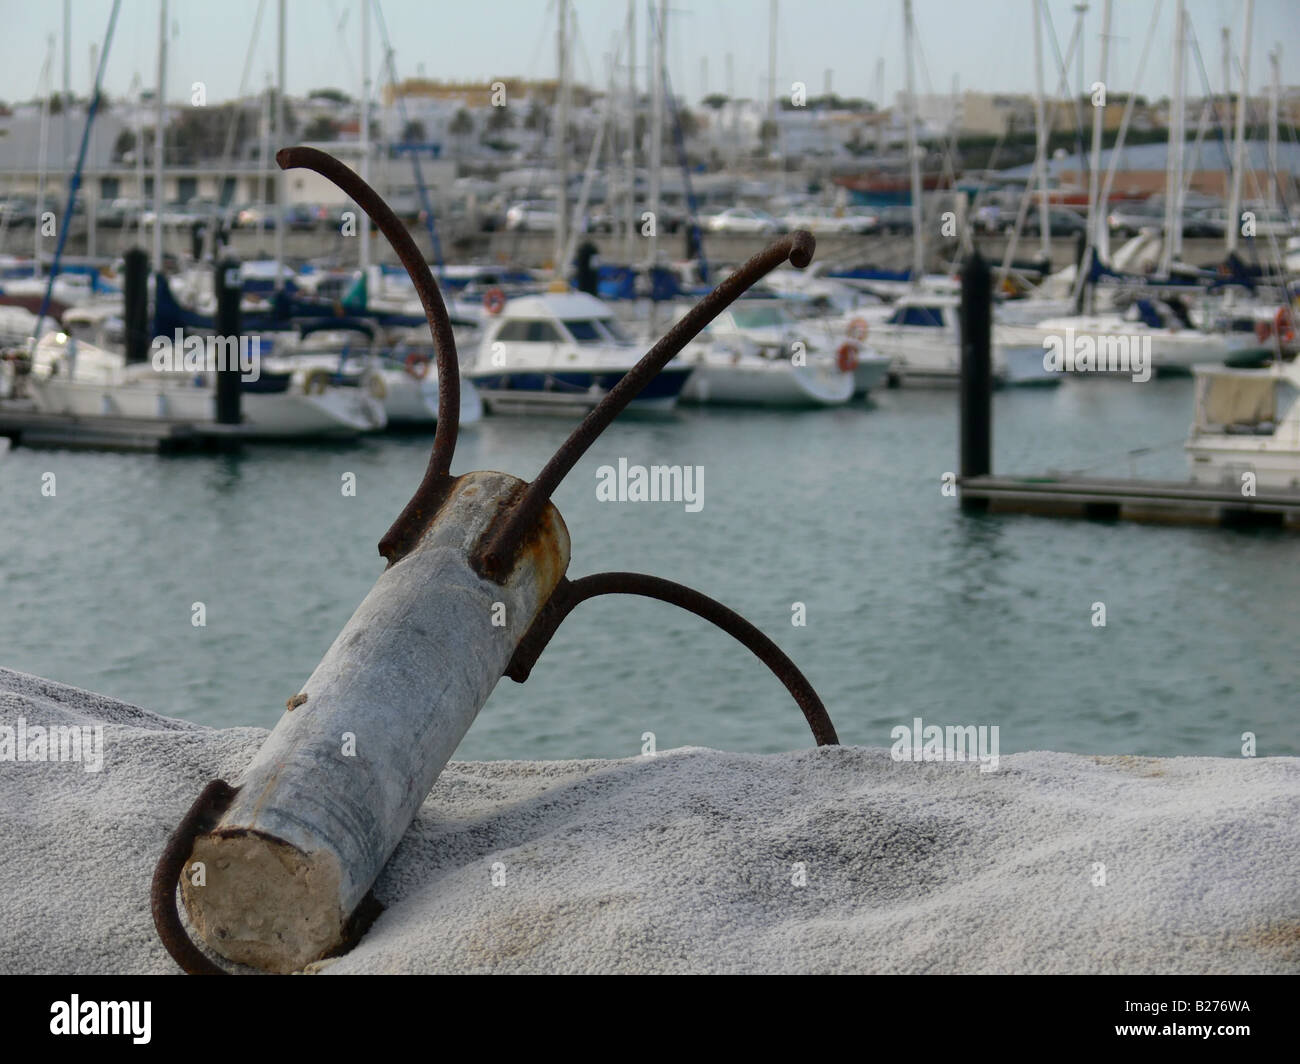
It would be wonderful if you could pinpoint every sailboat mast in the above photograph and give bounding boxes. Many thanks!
[554,0,570,279]
[1086,0,1111,252]
[153,0,166,276]
[274,0,286,290]
[1268,46,1280,208]
[360,0,371,275]
[1161,0,1185,274]
[648,1,664,270]
[903,0,923,280]
[1226,0,1254,255]
[624,0,636,262]
[1031,0,1049,261]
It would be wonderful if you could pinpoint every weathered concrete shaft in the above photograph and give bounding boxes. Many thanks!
[181,471,569,972]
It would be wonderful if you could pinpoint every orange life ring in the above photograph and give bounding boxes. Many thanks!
[837,342,860,373]
[1274,306,1295,345]
[484,287,507,315]
[846,317,869,342]
[1255,319,1273,344]
[404,351,431,380]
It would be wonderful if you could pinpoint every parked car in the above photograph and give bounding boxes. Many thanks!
[281,204,321,231]
[1180,207,1222,239]
[140,202,197,228]
[1014,206,1086,236]
[973,204,1004,233]
[1106,200,1165,237]
[96,198,144,228]
[779,206,877,234]
[702,206,781,235]
[877,205,915,233]
[505,199,560,232]
[1196,206,1295,240]
[234,204,276,230]
[0,199,37,228]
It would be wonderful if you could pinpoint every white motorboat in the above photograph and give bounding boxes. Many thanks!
[467,291,691,415]
[676,302,859,406]
[853,293,1057,387]
[20,331,386,439]
[1185,357,1300,491]
[272,323,483,427]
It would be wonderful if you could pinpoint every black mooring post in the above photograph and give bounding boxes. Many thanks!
[214,259,242,426]
[959,250,992,509]
[122,248,149,365]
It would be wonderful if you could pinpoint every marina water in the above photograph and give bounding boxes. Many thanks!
[3,376,1296,759]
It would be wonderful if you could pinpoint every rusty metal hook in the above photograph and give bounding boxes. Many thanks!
[507,573,839,746]
[276,146,461,566]
[150,779,238,975]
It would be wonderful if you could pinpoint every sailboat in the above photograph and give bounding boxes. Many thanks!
[22,328,386,438]
[1186,355,1300,490]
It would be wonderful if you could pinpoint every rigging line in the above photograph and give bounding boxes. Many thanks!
[209,0,268,259]
[324,0,359,88]
[34,0,123,340]
[1038,0,1088,164]
[372,0,446,280]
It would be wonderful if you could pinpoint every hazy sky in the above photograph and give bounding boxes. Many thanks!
[2,1,1295,109]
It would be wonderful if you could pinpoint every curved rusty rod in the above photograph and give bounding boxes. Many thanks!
[275,146,460,565]
[150,779,238,975]
[506,573,839,747]
[473,230,817,581]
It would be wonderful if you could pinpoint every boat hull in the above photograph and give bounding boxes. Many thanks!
[26,377,386,438]
[468,366,690,416]
[680,356,853,407]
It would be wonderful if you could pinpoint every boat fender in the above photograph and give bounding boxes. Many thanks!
[404,351,430,380]
[1276,307,1296,345]
[303,368,331,395]
[846,317,869,342]
[837,341,860,373]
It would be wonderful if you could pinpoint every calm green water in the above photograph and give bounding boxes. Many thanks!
[2,377,1297,759]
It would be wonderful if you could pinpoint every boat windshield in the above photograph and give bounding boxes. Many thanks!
[732,305,788,329]
[598,317,629,342]
[563,319,603,343]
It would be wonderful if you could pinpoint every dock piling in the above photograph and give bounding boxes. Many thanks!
[214,258,242,426]
[123,248,149,365]
[959,250,993,509]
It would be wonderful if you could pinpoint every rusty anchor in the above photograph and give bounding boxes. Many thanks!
[151,146,839,974]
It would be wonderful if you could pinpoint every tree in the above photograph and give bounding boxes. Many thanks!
[450,108,474,137]
[112,129,136,161]
[523,100,548,134]
[486,106,513,133]
[759,119,779,152]
[701,93,729,111]
[401,119,427,143]
[308,88,351,105]
[302,116,340,141]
